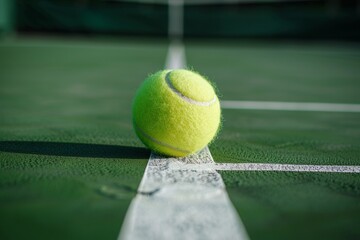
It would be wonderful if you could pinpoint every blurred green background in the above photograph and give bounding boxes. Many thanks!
[1,0,360,40]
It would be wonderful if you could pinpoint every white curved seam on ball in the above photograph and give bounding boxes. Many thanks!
[165,71,217,106]
[134,122,191,154]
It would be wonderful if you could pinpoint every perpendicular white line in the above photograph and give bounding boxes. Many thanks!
[175,163,360,173]
[221,101,360,112]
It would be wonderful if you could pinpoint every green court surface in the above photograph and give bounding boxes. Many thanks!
[1,37,360,240]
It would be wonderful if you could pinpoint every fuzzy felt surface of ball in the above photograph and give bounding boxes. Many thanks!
[132,69,221,157]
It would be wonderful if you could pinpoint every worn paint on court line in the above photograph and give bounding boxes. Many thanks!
[119,148,249,240]
[174,163,360,173]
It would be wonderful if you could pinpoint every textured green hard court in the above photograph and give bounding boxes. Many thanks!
[1,37,360,240]
[0,37,164,240]
[187,41,360,240]
[223,171,360,240]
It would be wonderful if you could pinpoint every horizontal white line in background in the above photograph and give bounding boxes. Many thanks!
[175,163,360,173]
[221,101,360,112]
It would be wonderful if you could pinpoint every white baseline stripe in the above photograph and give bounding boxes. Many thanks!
[165,40,186,69]
[119,148,249,240]
[175,163,360,173]
[221,101,360,112]
[119,41,249,240]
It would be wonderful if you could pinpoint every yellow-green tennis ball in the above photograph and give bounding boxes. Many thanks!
[132,69,221,157]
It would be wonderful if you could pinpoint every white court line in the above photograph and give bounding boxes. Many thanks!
[221,101,360,112]
[119,148,249,240]
[119,41,249,240]
[174,163,360,173]
[165,40,186,69]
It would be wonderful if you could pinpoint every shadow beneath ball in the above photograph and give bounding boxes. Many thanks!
[0,141,150,159]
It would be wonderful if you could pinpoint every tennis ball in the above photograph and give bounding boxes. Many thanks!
[132,69,221,157]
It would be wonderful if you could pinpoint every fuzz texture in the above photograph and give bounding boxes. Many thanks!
[132,69,221,157]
